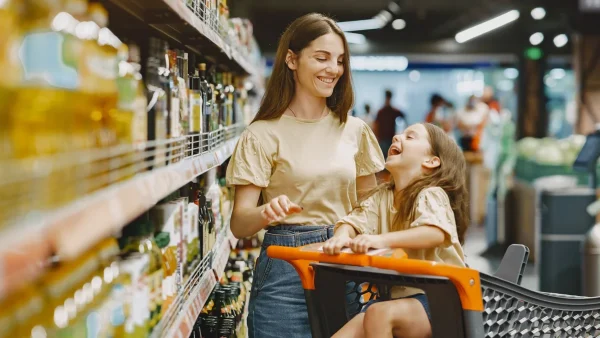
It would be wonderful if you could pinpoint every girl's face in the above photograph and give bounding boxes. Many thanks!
[287,33,345,98]
[385,123,440,174]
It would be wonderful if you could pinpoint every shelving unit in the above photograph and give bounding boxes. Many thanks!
[152,226,238,338]
[0,125,243,299]
[103,0,262,77]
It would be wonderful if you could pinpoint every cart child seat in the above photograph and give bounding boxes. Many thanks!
[267,243,600,338]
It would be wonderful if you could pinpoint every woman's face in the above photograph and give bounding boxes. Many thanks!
[287,32,345,98]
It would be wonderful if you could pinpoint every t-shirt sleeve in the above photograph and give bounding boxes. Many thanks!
[334,191,382,235]
[409,187,460,247]
[355,122,385,177]
[225,129,272,188]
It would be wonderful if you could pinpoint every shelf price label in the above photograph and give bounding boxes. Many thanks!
[174,272,217,338]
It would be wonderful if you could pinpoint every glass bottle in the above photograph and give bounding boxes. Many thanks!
[146,38,168,169]
[188,68,202,155]
[198,63,212,136]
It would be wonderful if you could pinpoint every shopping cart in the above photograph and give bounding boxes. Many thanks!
[267,243,600,338]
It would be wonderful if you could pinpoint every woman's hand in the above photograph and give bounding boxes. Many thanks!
[261,195,303,224]
[350,234,387,254]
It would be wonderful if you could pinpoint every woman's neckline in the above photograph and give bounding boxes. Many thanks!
[281,110,332,123]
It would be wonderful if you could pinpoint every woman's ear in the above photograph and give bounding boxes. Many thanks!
[286,49,298,70]
[422,156,441,169]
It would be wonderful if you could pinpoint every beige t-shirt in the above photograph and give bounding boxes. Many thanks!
[335,186,466,298]
[226,112,385,226]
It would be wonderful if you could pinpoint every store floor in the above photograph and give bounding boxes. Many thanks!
[464,225,539,291]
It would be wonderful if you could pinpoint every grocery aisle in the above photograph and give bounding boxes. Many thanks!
[0,0,263,336]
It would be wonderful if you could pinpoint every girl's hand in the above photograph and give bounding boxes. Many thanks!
[261,195,303,224]
[323,234,352,255]
[350,234,386,254]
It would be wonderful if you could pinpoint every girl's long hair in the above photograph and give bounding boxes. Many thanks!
[252,13,353,124]
[364,123,470,244]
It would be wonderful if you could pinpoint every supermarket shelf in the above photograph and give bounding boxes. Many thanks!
[158,227,239,338]
[52,135,240,259]
[0,130,241,298]
[104,0,259,76]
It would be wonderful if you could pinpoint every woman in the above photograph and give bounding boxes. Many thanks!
[225,13,385,338]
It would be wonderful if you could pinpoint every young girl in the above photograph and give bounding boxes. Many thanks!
[323,122,469,338]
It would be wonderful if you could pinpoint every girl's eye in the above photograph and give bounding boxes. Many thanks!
[337,60,343,65]
[316,58,326,62]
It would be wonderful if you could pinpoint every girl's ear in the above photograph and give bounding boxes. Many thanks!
[422,156,441,169]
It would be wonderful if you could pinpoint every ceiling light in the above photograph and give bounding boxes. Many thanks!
[409,70,421,82]
[338,19,384,32]
[392,19,406,30]
[504,68,519,79]
[375,10,393,24]
[388,2,401,14]
[529,32,544,46]
[455,10,520,43]
[531,7,546,20]
[554,34,568,48]
[350,56,409,72]
[344,32,367,44]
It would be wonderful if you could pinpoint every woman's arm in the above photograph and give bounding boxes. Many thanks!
[230,185,301,238]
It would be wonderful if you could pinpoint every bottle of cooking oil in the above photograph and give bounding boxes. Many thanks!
[129,44,149,147]
[39,250,101,338]
[14,0,87,209]
[0,0,23,160]
[118,253,150,338]
[112,43,148,180]
[119,213,164,331]
[146,38,169,169]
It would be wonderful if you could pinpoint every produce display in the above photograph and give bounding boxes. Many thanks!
[515,135,590,183]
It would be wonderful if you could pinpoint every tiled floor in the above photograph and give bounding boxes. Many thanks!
[464,225,539,291]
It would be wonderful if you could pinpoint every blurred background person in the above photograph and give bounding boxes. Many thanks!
[457,95,489,152]
[374,89,406,156]
[361,103,374,128]
[425,93,454,133]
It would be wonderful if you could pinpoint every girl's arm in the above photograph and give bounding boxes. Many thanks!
[380,226,444,249]
[350,226,445,253]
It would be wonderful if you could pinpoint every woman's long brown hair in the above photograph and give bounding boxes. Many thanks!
[363,123,470,244]
[252,13,353,124]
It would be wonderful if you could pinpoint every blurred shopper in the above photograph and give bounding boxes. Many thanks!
[374,90,406,156]
[361,103,374,128]
[425,93,453,133]
[225,13,384,338]
[457,95,489,151]
[482,86,501,114]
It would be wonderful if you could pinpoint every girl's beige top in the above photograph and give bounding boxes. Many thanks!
[336,186,466,298]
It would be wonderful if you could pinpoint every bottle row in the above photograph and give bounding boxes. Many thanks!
[184,0,260,66]
[0,169,234,338]
[0,0,257,227]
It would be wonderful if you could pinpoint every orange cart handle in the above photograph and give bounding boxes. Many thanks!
[267,243,483,311]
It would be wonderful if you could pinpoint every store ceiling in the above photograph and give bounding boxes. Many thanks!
[231,0,584,58]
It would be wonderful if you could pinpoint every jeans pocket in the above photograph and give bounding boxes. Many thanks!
[252,246,274,296]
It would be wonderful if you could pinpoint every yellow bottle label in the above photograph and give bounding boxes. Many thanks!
[189,92,203,133]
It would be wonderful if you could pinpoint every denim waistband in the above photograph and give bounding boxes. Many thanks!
[263,224,334,248]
